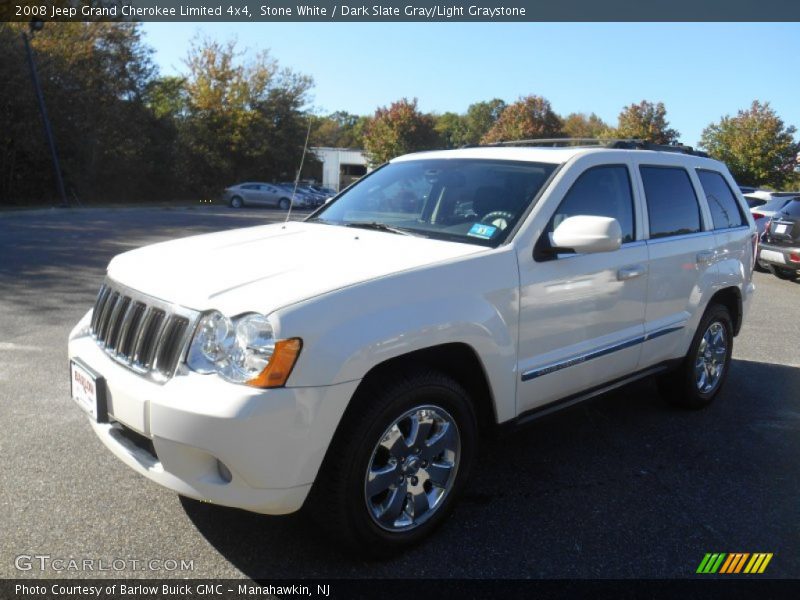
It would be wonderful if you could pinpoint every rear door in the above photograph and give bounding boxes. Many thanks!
[239,184,262,205]
[636,162,718,369]
[696,168,755,289]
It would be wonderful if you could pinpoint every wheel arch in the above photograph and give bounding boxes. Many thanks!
[708,286,743,336]
[332,343,498,449]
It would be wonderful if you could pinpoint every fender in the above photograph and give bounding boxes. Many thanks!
[275,248,521,423]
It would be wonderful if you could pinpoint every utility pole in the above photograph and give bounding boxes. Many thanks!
[22,20,68,208]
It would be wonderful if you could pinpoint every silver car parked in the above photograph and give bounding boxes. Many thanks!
[222,182,294,210]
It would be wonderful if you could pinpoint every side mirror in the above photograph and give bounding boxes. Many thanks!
[551,215,622,254]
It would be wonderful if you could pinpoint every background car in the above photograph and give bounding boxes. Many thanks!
[745,192,799,269]
[275,183,322,209]
[222,182,295,209]
[758,197,800,281]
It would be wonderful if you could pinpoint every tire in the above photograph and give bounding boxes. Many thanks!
[771,266,799,281]
[657,304,733,409]
[278,198,291,210]
[306,368,477,556]
[229,196,243,209]
[753,261,769,273]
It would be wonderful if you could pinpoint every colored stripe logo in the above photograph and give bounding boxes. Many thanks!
[697,553,773,574]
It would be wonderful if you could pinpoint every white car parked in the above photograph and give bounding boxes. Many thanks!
[69,142,756,553]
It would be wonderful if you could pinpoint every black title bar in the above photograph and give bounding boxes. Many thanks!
[3,0,800,22]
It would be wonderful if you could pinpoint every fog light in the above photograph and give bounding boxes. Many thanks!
[216,460,232,483]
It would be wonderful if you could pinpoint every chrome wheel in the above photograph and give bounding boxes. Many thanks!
[694,321,727,393]
[364,405,460,532]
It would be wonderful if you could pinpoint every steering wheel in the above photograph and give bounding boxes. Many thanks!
[480,211,515,230]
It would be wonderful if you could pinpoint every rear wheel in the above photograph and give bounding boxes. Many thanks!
[306,369,477,555]
[229,196,243,209]
[658,304,733,409]
[278,198,291,210]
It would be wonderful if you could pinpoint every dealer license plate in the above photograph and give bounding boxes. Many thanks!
[70,359,108,423]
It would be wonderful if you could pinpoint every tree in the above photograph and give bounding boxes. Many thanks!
[700,101,799,189]
[181,37,313,194]
[362,98,439,166]
[481,95,562,143]
[463,99,506,145]
[562,112,610,139]
[311,111,367,148]
[613,100,679,144]
[0,22,160,204]
[434,112,469,148]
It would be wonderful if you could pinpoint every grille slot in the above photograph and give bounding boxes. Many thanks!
[89,280,197,383]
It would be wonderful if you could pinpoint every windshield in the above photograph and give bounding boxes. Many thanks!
[310,159,558,246]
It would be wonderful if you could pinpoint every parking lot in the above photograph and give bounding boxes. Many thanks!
[1,205,799,579]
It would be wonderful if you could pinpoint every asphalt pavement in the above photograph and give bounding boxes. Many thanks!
[1,205,799,580]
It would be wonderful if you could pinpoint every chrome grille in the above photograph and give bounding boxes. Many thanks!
[90,280,198,382]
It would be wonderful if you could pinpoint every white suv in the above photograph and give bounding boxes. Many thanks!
[68,143,756,553]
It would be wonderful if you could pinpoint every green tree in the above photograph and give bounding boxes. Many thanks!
[0,22,159,204]
[311,111,367,148]
[463,99,506,145]
[434,112,469,148]
[181,37,313,194]
[562,112,610,139]
[481,95,562,143]
[613,100,679,144]
[144,76,188,120]
[700,101,799,189]
[362,98,439,166]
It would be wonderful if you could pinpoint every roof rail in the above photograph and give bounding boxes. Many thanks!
[484,137,710,158]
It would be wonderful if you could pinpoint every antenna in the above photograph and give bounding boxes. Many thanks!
[285,120,313,224]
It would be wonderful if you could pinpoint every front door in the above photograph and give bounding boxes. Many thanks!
[516,163,648,414]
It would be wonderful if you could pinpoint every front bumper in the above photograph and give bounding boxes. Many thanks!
[68,314,359,514]
[758,242,800,271]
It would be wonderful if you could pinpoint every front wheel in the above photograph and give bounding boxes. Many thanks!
[658,304,733,409]
[278,198,291,210]
[306,370,477,555]
[229,196,243,209]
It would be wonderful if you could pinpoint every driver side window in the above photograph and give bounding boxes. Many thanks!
[547,165,635,245]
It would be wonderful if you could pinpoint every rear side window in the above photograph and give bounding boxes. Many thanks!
[782,199,800,218]
[697,170,746,229]
[640,166,702,239]
[744,196,767,209]
[547,165,635,243]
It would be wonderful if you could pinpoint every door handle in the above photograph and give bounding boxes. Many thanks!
[696,250,715,265]
[617,265,646,281]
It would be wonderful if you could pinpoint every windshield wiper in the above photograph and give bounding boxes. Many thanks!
[344,222,416,236]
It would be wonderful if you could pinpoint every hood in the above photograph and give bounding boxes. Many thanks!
[107,221,485,315]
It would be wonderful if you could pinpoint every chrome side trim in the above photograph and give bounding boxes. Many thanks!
[646,230,715,245]
[520,325,684,382]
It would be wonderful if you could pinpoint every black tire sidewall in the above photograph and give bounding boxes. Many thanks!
[339,374,477,553]
[680,305,734,406]
[230,196,243,208]
[279,198,290,210]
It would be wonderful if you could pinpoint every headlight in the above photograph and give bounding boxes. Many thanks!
[187,311,301,388]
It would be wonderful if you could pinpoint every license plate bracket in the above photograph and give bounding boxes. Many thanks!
[70,359,109,423]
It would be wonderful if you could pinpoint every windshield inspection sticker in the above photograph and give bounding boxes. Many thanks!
[467,223,497,239]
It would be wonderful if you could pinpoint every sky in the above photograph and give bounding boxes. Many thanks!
[141,22,800,146]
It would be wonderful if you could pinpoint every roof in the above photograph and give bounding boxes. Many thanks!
[391,145,720,166]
